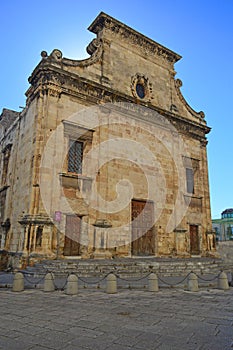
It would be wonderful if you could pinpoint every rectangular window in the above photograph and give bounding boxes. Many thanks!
[68,140,83,174]
[1,145,12,186]
[186,168,194,194]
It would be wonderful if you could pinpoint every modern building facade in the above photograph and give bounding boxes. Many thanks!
[0,13,217,267]
[212,209,233,241]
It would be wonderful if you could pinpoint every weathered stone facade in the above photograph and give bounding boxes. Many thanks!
[0,13,216,267]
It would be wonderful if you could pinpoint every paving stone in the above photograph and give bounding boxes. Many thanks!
[113,334,139,346]
[0,288,232,349]
[29,347,55,350]
[69,336,110,350]
[216,324,233,336]
[0,336,34,350]
[105,345,132,350]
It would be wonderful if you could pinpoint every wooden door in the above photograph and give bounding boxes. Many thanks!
[131,200,155,256]
[64,215,81,256]
[190,225,199,255]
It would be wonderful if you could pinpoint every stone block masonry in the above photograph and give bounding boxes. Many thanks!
[0,12,216,267]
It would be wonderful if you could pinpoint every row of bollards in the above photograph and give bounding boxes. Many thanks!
[187,271,230,292]
[12,271,230,294]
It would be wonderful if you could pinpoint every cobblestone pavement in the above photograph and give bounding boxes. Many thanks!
[0,287,232,350]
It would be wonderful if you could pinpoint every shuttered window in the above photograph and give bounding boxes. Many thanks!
[186,168,194,194]
[68,140,83,174]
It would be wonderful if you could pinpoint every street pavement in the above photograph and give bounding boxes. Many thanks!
[0,287,232,350]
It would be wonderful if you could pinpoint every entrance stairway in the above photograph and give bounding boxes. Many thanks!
[25,256,233,278]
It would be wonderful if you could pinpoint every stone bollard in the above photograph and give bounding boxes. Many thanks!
[106,273,117,294]
[148,273,159,292]
[66,274,78,295]
[218,271,229,290]
[44,273,55,292]
[12,272,24,292]
[188,272,199,292]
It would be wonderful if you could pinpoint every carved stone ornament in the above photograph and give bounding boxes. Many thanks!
[131,73,153,102]
[18,214,53,225]
[50,49,63,60]
[88,12,181,65]
[41,51,48,58]
[86,38,101,55]
[175,78,205,122]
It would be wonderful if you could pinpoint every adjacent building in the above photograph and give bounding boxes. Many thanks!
[0,12,217,268]
[212,209,233,241]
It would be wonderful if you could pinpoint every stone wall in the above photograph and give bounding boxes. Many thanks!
[217,241,233,262]
[0,13,216,265]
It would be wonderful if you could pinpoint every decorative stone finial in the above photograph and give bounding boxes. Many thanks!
[199,111,205,119]
[175,78,183,88]
[41,51,48,58]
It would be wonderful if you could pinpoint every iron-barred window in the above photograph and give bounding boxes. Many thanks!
[68,140,83,174]
[186,168,194,194]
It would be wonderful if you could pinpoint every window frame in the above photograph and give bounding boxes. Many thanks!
[186,167,194,194]
[67,139,84,175]
[63,120,94,176]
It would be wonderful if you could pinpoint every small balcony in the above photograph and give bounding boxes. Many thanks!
[59,172,92,193]
[184,194,202,208]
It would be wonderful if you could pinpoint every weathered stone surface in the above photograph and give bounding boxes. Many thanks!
[44,272,55,292]
[187,272,199,292]
[12,272,24,292]
[148,272,159,292]
[218,271,230,290]
[0,13,216,266]
[106,273,117,294]
[65,274,78,295]
[0,288,232,349]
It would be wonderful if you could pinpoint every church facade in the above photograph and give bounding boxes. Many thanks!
[0,13,216,268]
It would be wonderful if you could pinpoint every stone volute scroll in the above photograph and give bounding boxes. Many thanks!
[86,38,102,55]
[51,49,63,60]
[175,78,206,122]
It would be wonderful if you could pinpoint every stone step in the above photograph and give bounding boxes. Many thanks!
[24,257,230,278]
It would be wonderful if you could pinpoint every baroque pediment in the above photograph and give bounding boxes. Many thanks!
[88,12,181,65]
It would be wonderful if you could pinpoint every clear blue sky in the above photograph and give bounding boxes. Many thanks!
[1,0,232,219]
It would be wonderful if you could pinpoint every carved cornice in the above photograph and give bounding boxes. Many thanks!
[18,214,53,225]
[27,65,110,104]
[63,120,94,141]
[114,101,210,141]
[88,12,181,65]
[175,79,206,123]
[93,219,112,228]
[26,66,210,142]
[174,227,187,233]
[167,114,210,141]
